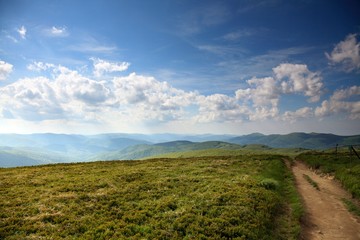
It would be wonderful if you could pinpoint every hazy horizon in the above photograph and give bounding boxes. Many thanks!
[0,0,359,135]
[0,131,358,137]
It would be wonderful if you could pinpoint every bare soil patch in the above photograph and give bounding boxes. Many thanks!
[292,160,360,240]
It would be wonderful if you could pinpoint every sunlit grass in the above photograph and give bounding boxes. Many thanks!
[1,155,301,239]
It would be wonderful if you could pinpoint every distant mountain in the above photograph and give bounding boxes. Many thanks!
[0,134,150,153]
[0,152,43,168]
[1,132,359,167]
[0,146,70,167]
[92,141,243,160]
[228,132,360,149]
[0,134,150,167]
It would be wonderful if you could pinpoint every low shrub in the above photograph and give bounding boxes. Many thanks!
[259,178,279,190]
[0,155,300,239]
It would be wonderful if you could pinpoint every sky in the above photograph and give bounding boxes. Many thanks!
[0,0,359,135]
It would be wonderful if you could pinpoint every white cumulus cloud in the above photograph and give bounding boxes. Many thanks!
[0,60,13,81]
[282,107,313,123]
[273,63,323,102]
[54,66,113,106]
[91,58,130,77]
[2,59,352,129]
[234,63,323,121]
[236,76,280,108]
[0,63,199,123]
[195,94,248,123]
[113,73,198,121]
[326,33,360,72]
[315,86,360,120]
[0,77,63,121]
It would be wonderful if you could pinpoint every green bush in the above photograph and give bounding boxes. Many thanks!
[259,178,279,190]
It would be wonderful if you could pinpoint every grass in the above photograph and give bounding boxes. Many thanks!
[342,198,360,217]
[143,147,309,160]
[303,174,320,191]
[297,152,360,199]
[0,154,302,239]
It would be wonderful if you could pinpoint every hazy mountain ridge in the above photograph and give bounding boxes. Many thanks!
[92,141,243,161]
[1,132,359,167]
[228,132,360,149]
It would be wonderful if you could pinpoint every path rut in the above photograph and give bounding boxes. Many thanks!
[292,160,360,240]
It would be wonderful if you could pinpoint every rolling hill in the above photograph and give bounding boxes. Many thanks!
[1,132,359,167]
[91,141,243,161]
[228,132,360,149]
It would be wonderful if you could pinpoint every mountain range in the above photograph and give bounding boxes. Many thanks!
[0,132,359,167]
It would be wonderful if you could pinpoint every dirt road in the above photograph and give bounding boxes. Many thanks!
[292,161,360,240]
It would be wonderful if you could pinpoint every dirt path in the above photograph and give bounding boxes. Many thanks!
[291,160,360,240]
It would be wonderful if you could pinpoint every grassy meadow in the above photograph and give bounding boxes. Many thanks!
[0,155,302,239]
[142,146,309,160]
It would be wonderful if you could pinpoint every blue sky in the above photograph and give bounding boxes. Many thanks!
[0,0,359,135]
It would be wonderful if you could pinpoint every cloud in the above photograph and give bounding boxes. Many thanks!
[315,86,360,120]
[249,107,279,121]
[27,61,55,72]
[54,66,113,106]
[234,63,323,120]
[44,26,69,37]
[0,65,114,121]
[91,58,130,77]
[273,63,323,102]
[235,77,280,121]
[0,77,63,121]
[0,60,13,81]
[0,63,198,123]
[282,107,313,123]
[1,59,349,129]
[195,94,248,123]
[237,77,280,108]
[216,47,313,81]
[326,33,360,72]
[17,26,26,39]
[113,73,198,121]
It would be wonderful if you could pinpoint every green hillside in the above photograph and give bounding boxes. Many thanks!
[92,141,244,161]
[1,132,359,167]
[0,147,70,167]
[229,132,360,149]
[0,155,302,239]
[144,145,308,159]
[0,152,43,167]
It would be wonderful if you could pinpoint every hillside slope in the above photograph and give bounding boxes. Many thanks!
[0,155,301,239]
[1,132,359,167]
[92,141,244,160]
[228,132,360,149]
